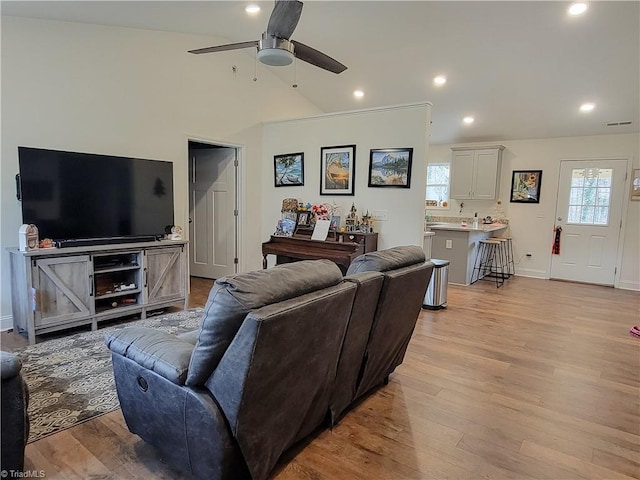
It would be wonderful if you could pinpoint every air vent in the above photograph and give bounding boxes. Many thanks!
[605,121,633,127]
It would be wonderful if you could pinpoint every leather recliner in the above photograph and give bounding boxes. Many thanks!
[1,350,30,473]
[106,260,357,480]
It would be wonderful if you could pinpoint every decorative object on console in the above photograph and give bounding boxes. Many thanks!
[169,225,183,240]
[311,219,331,241]
[274,152,304,187]
[296,211,310,226]
[368,148,413,188]
[274,218,296,237]
[281,197,299,212]
[18,224,39,252]
[510,170,542,203]
[320,145,356,195]
[345,203,359,232]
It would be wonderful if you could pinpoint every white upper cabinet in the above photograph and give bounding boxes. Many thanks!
[450,146,504,200]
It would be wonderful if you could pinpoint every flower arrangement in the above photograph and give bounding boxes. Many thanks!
[311,203,332,221]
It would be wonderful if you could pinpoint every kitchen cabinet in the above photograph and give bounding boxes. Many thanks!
[450,145,504,200]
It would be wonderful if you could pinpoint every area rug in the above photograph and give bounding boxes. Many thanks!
[15,308,204,443]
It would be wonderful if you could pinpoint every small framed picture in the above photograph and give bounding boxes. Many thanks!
[296,211,310,226]
[510,170,542,203]
[368,148,413,188]
[274,153,304,187]
[330,215,340,231]
[320,145,356,196]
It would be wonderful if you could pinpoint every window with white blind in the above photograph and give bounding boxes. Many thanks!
[426,163,450,208]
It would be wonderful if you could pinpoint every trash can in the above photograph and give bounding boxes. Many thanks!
[423,259,449,310]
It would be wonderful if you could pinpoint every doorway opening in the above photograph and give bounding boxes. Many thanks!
[188,140,239,280]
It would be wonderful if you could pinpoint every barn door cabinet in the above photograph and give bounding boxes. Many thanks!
[450,145,504,200]
[8,240,188,344]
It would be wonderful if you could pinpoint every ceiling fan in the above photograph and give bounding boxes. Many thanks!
[188,0,347,74]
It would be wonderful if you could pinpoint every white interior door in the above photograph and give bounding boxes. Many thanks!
[189,145,237,279]
[550,159,627,285]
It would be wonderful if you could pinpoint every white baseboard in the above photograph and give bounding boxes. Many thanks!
[514,269,547,279]
[617,280,640,291]
[1,315,13,332]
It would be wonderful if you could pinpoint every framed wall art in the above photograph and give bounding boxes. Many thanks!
[368,148,413,188]
[274,152,304,187]
[510,170,542,203]
[320,145,356,195]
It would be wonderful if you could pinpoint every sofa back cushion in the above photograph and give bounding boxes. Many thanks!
[346,245,426,275]
[207,281,357,480]
[186,260,343,386]
[354,262,433,398]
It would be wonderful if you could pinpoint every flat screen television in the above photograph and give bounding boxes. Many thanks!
[18,147,174,247]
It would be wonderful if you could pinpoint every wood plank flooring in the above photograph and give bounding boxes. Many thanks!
[4,276,639,479]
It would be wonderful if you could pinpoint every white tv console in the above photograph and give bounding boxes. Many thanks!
[8,240,189,344]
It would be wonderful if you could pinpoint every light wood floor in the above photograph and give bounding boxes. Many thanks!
[5,276,640,479]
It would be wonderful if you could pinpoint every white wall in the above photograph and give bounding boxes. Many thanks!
[428,133,639,290]
[0,16,322,329]
[262,103,432,257]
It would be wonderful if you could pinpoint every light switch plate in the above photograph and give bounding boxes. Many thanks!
[372,210,389,221]
[446,239,453,249]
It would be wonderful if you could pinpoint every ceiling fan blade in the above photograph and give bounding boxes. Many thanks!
[188,40,258,55]
[292,41,347,74]
[267,0,303,40]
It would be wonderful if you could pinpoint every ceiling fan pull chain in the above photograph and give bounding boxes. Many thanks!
[292,58,298,88]
[253,51,258,82]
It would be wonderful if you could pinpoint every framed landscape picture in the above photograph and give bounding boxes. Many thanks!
[368,148,413,188]
[274,152,304,187]
[320,145,356,195]
[510,170,542,203]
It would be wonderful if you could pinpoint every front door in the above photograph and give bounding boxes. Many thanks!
[188,143,238,279]
[550,159,627,285]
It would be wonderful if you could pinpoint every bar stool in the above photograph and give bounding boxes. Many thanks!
[495,237,515,277]
[471,238,506,287]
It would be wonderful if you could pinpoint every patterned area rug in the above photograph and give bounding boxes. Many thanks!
[15,308,204,443]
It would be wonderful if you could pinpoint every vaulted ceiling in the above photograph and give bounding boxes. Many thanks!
[2,1,638,144]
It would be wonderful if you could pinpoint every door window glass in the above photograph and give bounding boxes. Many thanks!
[567,168,612,225]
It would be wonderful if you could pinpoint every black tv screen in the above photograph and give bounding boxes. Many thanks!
[18,147,174,243]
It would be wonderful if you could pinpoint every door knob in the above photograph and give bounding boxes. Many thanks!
[557,217,562,221]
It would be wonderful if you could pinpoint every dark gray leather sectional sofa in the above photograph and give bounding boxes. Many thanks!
[105,246,433,480]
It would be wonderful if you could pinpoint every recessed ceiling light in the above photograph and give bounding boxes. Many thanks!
[463,116,475,125]
[580,103,595,112]
[433,75,447,86]
[568,2,588,16]
[245,4,261,14]
[353,90,364,98]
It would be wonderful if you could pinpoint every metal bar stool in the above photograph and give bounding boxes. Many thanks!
[471,238,506,287]
[495,237,515,278]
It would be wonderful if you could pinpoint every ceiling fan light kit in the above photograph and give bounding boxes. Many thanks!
[189,0,346,74]
[258,34,295,66]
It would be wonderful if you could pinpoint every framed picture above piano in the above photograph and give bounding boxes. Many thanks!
[274,152,304,187]
[320,145,356,196]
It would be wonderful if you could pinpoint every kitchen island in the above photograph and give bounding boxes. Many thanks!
[427,223,508,285]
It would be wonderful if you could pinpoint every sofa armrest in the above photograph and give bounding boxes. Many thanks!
[105,327,194,385]
[1,351,23,381]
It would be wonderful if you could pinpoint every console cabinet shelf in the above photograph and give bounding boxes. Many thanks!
[8,240,188,344]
